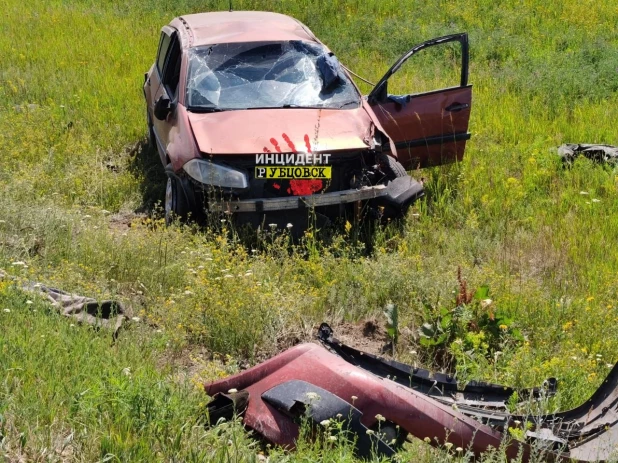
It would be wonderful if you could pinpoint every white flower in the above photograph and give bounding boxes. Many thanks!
[456,447,463,452]
[131,317,140,322]
[122,367,131,376]
[286,223,293,229]
[513,420,522,425]
[26,300,33,305]
[224,274,233,278]
[409,350,417,355]
[197,265,205,269]
[375,414,385,422]
[480,298,493,308]
[579,191,589,195]
[320,419,330,427]
[11,261,26,266]
[445,442,453,450]
[607,364,613,368]
[83,215,91,219]
[328,435,337,441]
[592,198,601,203]
[70,324,75,327]
[269,223,277,229]
[184,290,193,295]
[365,429,374,435]
[423,437,431,443]
[305,392,320,400]
[3,309,10,313]
[351,395,358,401]
[228,388,238,393]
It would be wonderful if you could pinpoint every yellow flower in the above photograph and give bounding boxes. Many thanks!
[499,324,508,330]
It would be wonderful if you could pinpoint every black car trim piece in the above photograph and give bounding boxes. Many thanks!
[394,132,471,150]
[262,379,395,458]
[316,323,556,407]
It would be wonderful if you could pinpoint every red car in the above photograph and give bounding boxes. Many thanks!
[143,11,472,227]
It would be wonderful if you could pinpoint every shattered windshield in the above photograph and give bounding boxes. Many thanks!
[186,41,361,111]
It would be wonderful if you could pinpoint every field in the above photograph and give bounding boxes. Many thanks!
[2,0,618,461]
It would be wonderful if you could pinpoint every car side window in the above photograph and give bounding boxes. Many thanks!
[162,37,181,98]
[156,32,172,73]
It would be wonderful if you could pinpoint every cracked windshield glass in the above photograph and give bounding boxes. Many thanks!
[186,41,360,110]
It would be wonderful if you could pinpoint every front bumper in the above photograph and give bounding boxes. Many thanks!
[209,184,388,213]
[208,175,425,214]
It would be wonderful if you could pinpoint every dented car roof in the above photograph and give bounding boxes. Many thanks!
[175,11,319,47]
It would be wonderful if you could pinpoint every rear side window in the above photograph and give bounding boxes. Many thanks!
[157,32,172,72]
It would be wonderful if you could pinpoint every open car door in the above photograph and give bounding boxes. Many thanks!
[368,33,472,170]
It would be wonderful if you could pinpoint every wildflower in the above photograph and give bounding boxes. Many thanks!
[336,413,342,418]
[592,198,601,203]
[269,223,277,229]
[409,350,417,355]
[375,414,385,422]
[499,324,508,330]
[224,274,233,278]
[607,364,613,368]
[445,442,453,450]
[513,420,522,425]
[320,419,330,427]
[365,429,374,435]
[11,261,26,266]
[480,298,493,308]
[424,437,431,443]
[587,296,594,302]
[305,392,319,400]
[456,447,463,452]
[131,317,140,322]
[579,191,589,195]
[351,395,358,402]
[286,223,293,229]
[70,324,75,327]
[228,388,238,393]
[122,367,131,376]
[3,309,10,313]
[26,300,33,305]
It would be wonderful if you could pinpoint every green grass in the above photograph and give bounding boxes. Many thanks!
[2,0,618,461]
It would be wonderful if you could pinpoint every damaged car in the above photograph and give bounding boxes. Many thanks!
[143,11,472,227]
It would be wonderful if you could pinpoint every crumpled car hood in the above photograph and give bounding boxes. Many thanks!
[187,107,374,155]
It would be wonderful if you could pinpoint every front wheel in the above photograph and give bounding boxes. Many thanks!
[165,176,190,225]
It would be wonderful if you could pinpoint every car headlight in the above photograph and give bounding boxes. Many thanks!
[182,159,249,189]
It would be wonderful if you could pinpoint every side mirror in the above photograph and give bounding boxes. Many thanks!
[154,95,172,121]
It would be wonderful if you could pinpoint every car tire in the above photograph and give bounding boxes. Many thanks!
[377,155,419,220]
[380,154,407,180]
[165,175,190,225]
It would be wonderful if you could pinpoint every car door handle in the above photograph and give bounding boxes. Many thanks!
[445,103,469,112]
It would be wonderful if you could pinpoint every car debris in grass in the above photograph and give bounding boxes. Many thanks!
[203,323,618,462]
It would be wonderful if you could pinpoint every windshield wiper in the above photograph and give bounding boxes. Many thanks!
[187,106,226,113]
[338,100,360,109]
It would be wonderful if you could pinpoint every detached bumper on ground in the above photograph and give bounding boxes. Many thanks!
[204,324,618,462]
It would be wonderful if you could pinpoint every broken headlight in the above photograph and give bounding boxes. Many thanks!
[183,159,248,189]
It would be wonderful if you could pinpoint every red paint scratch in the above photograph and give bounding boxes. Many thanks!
[270,138,282,153]
[304,134,312,153]
[281,133,296,153]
